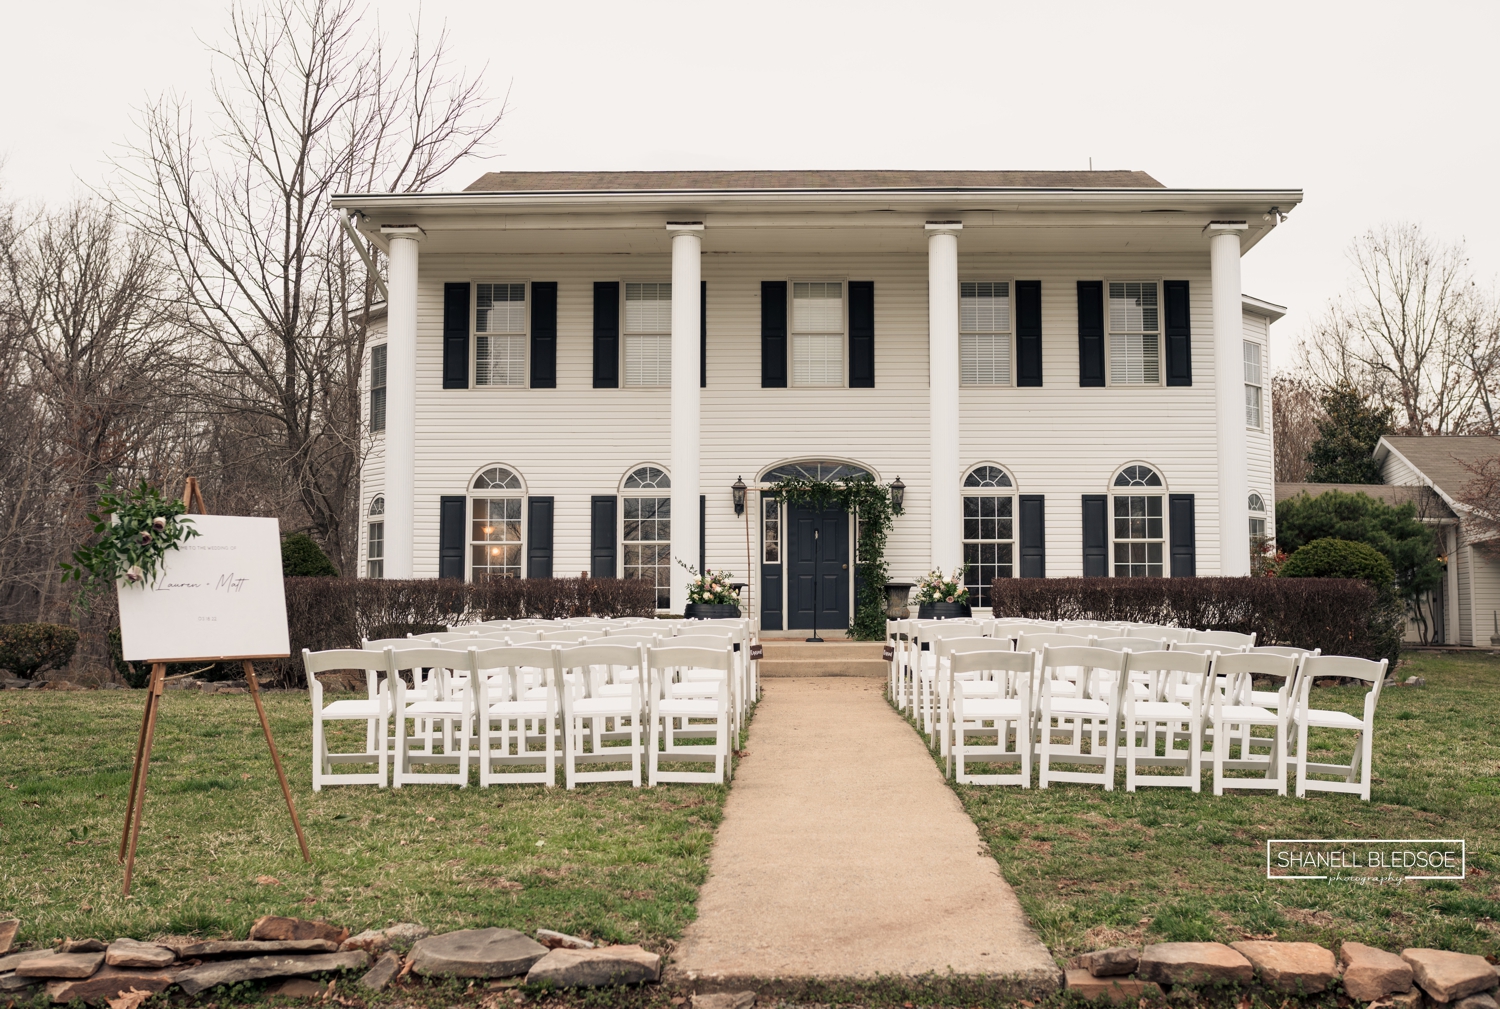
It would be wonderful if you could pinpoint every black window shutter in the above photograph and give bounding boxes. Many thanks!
[590,496,617,578]
[848,281,875,388]
[699,495,707,574]
[1164,280,1192,387]
[1019,495,1045,578]
[761,281,787,388]
[1169,494,1196,577]
[1016,280,1043,387]
[527,497,554,578]
[439,495,466,580]
[593,282,619,388]
[530,282,557,389]
[1082,494,1108,577]
[1077,281,1105,387]
[443,283,470,389]
[700,280,707,389]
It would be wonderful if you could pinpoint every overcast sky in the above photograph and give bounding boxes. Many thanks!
[4,0,1497,368]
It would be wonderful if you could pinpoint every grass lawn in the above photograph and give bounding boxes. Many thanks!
[0,689,725,952]
[950,651,1500,958]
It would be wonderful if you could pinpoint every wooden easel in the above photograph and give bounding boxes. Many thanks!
[118,477,310,895]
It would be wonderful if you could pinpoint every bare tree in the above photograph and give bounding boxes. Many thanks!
[114,0,504,572]
[1298,223,1500,436]
[1271,374,1322,483]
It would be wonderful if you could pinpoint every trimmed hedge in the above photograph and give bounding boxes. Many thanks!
[260,577,659,687]
[990,576,1402,662]
[0,623,81,680]
[1280,537,1395,587]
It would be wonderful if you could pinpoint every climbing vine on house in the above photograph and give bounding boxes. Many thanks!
[768,475,903,640]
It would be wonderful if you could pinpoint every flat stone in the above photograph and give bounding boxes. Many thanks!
[1065,969,1163,1002]
[60,940,108,954]
[1454,994,1500,1009]
[1138,943,1254,986]
[525,945,661,988]
[248,916,350,945]
[1,972,40,992]
[358,952,402,992]
[176,939,339,958]
[1403,949,1499,1003]
[176,951,369,996]
[268,979,327,998]
[1231,941,1338,994]
[692,992,755,1009]
[1342,942,1415,1002]
[43,966,177,1004]
[341,930,389,953]
[1081,946,1140,978]
[0,952,36,973]
[536,929,594,950]
[15,952,107,978]
[410,928,547,979]
[382,923,430,945]
[105,940,176,969]
[1388,989,1425,1008]
[0,920,18,955]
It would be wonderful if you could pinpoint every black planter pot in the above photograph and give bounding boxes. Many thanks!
[917,601,972,620]
[684,603,742,620]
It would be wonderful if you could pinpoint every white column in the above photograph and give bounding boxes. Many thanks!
[1209,222,1249,577]
[381,226,423,579]
[926,222,963,573]
[667,222,704,612]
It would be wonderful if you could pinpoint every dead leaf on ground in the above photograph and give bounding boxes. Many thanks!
[255,875,282,886]
[107,988,153,1009]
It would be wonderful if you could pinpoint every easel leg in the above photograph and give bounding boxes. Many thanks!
[118,667,159,863]
[122,663,166,896]
[245,661,311,862]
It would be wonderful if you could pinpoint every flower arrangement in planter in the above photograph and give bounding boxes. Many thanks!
[913,566,971,619]
[61,481,199,603]
[679,560,742,618]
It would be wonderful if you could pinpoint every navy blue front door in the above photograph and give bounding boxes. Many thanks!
[786,504,850,630]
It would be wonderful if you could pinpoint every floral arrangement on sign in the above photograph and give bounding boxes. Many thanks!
[61,481,199,603]
[678,560,742,606]
[913,566,970,606]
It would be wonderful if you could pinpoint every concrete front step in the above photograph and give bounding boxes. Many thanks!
[758,640,887,678]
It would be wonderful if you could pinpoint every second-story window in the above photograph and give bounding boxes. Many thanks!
[792,281,843,386]
[1108,281,1160,385]
[960,282,1012,386]
[369,344,387,432]
[624,282,671,386]
[475,283,527,387]
[1244,340,1264,427]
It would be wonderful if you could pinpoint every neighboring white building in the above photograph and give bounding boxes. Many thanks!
[333,170,1299,628]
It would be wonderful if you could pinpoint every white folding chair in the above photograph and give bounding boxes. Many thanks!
[391,647,474,788]
[1192,629,1258,648]
[1295,654,1388,800]
[1037,645,1126,790]
[646,644,732,785]
[556,643,645,788]
[1120,650,1209,792]
[1125,625,1193,643]
[471,645,562,787]
[1210,650,1299,795]
[931,630,1000,752]
[947,646,1035,786]
[303,647,392,790]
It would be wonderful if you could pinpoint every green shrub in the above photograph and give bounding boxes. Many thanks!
[1280,537,1395,588]
[0,623,81,680]
[1275,489,1441,600]
[281,533,339,577]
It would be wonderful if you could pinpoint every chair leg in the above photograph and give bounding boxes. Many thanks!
[1295,718,1309,798]
[312,715,325,792]
[378,714,389,788]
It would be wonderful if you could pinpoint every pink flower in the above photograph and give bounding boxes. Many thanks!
[945,595,954,603]
[138,531,153,545]
[152,516,167,531]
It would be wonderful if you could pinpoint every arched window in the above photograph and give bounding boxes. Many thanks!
[622,466,671,608]
[366,496,385,579]
[1111,465,1164,577]
[1249,492,1268,562]
[962,465,1015,605]
[470,466,524,580]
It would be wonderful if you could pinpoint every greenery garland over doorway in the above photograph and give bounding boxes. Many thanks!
[768,475,903,640]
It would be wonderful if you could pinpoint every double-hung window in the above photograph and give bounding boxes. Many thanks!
[960,282,1012,386]
[367,496,384,579]
[1112,465,1164,577]
[369,344,387,432]
[792,281,844,386]
[622,466,671,608]
[1244,341,1264,427]
[475,283,526,387]
[1108,281,1160,385]
[624,282,671,386]
[962,466,1015,606]
[470,466,524,579]
[1249,492,1268,562]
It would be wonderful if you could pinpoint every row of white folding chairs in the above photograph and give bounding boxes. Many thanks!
[304,641,738,790]
[923,641,1385,799]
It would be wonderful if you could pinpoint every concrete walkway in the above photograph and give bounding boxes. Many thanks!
[669,677,1061,997]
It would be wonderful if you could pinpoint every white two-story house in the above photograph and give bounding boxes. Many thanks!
[333,170,1297,628]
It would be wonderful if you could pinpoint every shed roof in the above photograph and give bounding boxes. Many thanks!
[1375,435,1500,503]
[462,169,1165,193]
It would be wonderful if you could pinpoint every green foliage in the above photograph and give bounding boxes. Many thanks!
[1275,489,1442,600]
[1280,537,1395,587]
[677,561,741,606]
[914,567,969,606]
[60,480,199,604]
[771,475,903,640]
[1306,381,1393,483]
[0,623,80,680]
[281,532,339,577]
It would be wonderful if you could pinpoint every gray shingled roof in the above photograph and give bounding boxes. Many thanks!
[463,169,1164,193]
[1380,435,1500,502]
[1275,482,1456,520]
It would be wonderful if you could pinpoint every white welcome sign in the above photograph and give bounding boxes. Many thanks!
[117,515,291,663]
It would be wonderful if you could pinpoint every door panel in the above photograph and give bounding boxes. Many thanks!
[786,503,850,630]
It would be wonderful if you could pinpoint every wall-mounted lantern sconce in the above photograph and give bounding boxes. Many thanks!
[732,476,747,516]
[889,476,906,512]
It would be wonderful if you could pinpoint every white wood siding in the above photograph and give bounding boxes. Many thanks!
[1243,311,1275,550]
[359,317,387,578]
[1380,450,1424,487]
